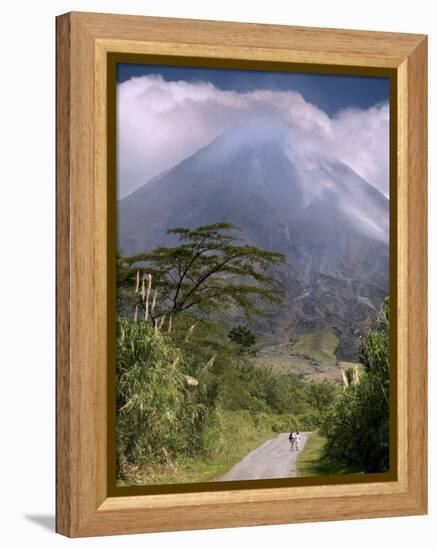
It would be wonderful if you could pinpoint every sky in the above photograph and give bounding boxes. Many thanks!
[116,63,390,199]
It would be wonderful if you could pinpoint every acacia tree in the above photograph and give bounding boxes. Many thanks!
[117,223,287,323]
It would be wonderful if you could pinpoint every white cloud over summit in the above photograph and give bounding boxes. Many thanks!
[117,75,389,199]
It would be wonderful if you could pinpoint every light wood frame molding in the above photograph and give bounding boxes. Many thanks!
[56,11,428,537]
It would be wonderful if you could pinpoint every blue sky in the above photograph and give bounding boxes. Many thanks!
[116,63,389,117]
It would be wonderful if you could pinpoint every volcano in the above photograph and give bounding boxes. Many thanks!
[117,121,389,360]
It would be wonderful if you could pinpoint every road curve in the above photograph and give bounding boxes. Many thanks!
[218,432,310,481]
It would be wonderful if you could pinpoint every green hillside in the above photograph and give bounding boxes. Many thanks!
[291,329,338,364]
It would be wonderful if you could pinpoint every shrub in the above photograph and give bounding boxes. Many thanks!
[116,318,216,478]
[321,298,390,473]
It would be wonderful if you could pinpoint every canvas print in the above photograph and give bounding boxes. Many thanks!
[115,63,390,487]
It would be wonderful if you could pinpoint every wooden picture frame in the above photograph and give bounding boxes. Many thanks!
[56,11,427,537]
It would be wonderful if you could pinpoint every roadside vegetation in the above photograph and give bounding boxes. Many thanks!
[115,223,340,485]
[297,298,391,476]
[320,298,390,473]
[116,223,389,484]
[296,433,359,477]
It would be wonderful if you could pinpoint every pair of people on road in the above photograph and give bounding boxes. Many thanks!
[288,431,301,451]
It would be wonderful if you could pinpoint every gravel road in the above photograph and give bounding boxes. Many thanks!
[218,432,310,481]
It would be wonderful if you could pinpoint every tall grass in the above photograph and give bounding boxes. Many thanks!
[116,318,218,480]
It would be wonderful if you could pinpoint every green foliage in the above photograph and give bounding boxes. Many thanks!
[114,222,350,483]
[117,223,287,321]
[359,296,390,391]
[118,409,281,486]
[291,328,339,363]
[306,382,340,415]
[116,318,219,479]
[297,433,359,477]
[344,367,355,387]
[116,310,340,483]
[228,325,257,355]
[321,298,390,473]
[212,356,337,429]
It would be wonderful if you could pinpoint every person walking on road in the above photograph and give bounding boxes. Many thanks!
[288,431,296,450]
[294,431,301,451]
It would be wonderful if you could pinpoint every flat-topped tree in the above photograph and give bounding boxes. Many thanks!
[117,222,287,322]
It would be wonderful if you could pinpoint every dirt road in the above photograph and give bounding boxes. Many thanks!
[218,432,310,481]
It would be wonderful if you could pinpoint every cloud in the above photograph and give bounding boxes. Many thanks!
[117,75,389,199]
[330,103,389,197]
